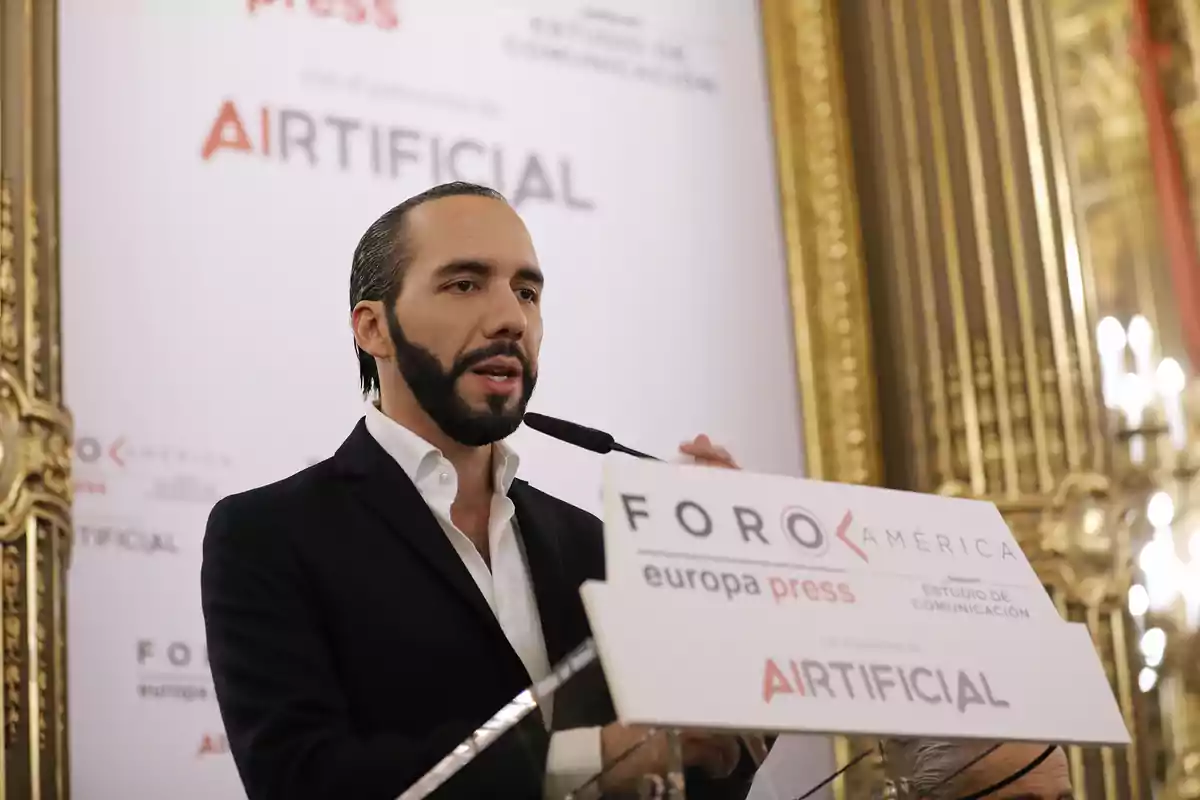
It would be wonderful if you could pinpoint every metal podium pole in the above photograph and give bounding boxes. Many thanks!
[397,640,599,800]
[664,729,686,800]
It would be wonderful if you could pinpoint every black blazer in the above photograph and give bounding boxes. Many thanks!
[201,420,756,800]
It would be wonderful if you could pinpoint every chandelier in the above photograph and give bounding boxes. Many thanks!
[1097,314,1200,688]
[1097,314,1200,800]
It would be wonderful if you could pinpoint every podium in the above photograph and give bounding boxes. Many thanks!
[397,458,1131,799]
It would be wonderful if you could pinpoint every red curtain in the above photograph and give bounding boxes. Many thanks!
[1131,0,1200,369]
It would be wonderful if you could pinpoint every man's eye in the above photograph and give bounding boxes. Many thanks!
[447,280,477,293]
[517,287,539,303]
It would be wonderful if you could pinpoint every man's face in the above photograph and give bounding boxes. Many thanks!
[377,195,543,446]
[950,744,1072,800]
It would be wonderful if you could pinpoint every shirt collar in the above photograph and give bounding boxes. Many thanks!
[363,403,520,494]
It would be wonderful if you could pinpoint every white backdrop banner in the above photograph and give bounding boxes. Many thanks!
[60,1,807,797]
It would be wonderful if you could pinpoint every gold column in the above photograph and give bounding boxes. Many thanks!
[760,0,882,489]
[0,0,71,799]
[832,0,1149,797]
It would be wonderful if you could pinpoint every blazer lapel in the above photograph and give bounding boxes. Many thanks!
[510,480,614,731]
[333,420,523,673]
[509,480,587,667]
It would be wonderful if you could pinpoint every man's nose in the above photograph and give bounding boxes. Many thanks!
[482,286,527,340]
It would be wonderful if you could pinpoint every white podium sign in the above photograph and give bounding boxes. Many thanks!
[588,458,1130,746]
[602,458,1060,623]
[580,581,1129,745]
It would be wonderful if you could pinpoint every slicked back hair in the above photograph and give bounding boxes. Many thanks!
[886,740,991,799]
[349,181,508,397]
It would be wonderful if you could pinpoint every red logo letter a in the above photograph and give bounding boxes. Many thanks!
[197,734,217,756]
[762,658,795,704]
[201,100,254,161]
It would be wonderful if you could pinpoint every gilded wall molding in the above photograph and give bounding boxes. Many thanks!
[760,0,883,489]
[0,0,72,797]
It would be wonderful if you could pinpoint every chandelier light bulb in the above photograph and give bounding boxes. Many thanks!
[1157,358,1186,395]
[1147,491,1176,529]
[1156,357,1190,450]
[1139,535,1183,611]
[1096,316,1127,355]
[1138,540,1157,572]
[1128,584,1150,616]
[1140,627,1167,663]
[1139,667,1158,693]
[1127,315,1153,357]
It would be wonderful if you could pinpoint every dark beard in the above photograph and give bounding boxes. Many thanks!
[385,306,536,447]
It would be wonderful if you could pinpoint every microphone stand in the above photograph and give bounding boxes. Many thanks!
[664,730,686,800]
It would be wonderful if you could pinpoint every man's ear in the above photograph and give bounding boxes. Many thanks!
[351,300,393,360]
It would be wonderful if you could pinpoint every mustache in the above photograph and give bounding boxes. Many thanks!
[452,341,533,378]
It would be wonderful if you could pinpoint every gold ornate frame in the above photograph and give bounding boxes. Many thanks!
[0,0,73,797]
[760,0,883,487]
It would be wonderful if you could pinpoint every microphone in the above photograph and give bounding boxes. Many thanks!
[521,412,661,461]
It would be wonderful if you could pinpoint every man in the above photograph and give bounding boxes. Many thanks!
[890,740,1072,799]
[202,182,756,800]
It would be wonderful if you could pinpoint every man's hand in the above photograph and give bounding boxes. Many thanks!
[598,724,741,793]
[679,434,738,469]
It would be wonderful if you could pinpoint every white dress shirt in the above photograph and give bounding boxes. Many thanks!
[364,404,602,798]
